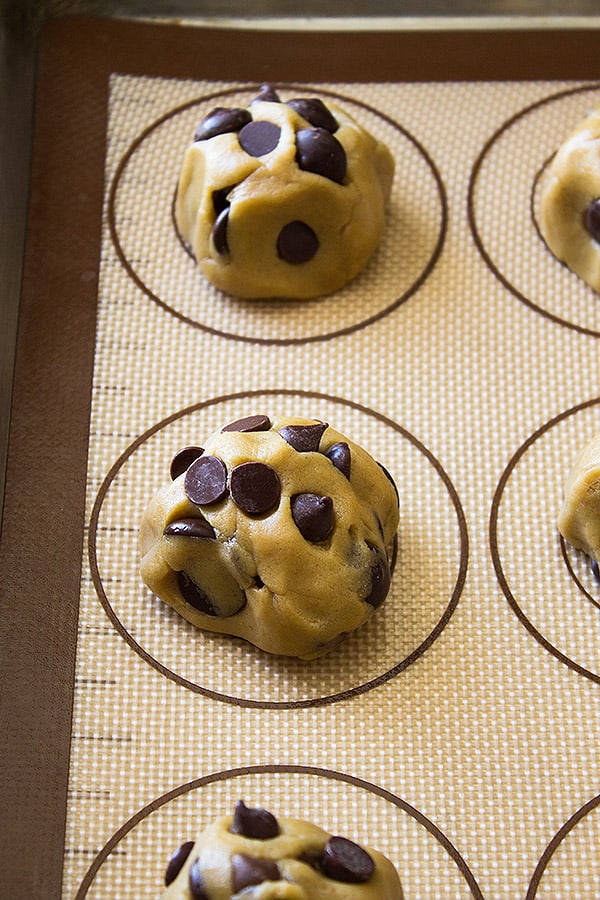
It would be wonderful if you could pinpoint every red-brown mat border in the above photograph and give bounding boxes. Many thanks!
[2,14,600,898]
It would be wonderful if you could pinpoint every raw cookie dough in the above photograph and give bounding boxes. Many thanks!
[175,84,395,299]
[161,800,404,899]
[557,431,600,571]
[539,105,600,291]
[139,414,399,659]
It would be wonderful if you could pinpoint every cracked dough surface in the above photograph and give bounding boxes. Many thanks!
[175,86,394,299]
[557,431,600,562]
[160,802,404,899]
[139,415,399,659]
[539,105,600,291]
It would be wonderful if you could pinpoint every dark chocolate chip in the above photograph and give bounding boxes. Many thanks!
[254,575,265,589]
[377,461,399,505]
[277,220,319,264]
[170,446,204,480]
[194,107,252,141]
[295,127,346,184]
[177,571,219,616]
[212,206,229,255]
[278,422,328,452]
[212,186,234,215]
[286,97,338,132]
[584,198,600,243]
[592,558,600,581]
[222,414,272,433]
[230,462,281,516]
[252,84,281,104]
[164,517,216,540]
[188,857,210,899]
[165,841,195,886]
[239,120,281,156]
[325,442,351,479]
[321,836,375,884]
[232,854,280,892]
[230,800,279,839]
[364,542,391,608]
[184,455,228,506]
[291,493,335,543]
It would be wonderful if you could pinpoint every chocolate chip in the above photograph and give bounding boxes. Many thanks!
[230,800,279,839]
[232,854,280,892]
[286,97,338,132]
[292,493,335,543]
[165,841,195,886]
[364,542,391,608]
[188,857,210,899]
[184,455,228,506]
[584,198,600,243]
[177,571,220,616]
[296,128,346,184]
[170,446,204,480]
[222,414,272,433]
[230,462,281,515]
[278,422,328,452]
[252,84,281,104]
[277,220,319,264]
[377,461,399,505]
[194,107,252,141]
[239,120,281,156]
[321,836,375,883]
[212,186,234,215]
[325,442,351,479]
[164,517,216,540]
[592,558,600,581]
[212,206,229,255]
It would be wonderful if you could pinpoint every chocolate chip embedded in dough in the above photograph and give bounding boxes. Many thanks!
[230,461,281,515]
[222,414,272,433]
[377,461,399,505]
[325,441,351,479]
[188,857,211,899]
[239,120,281,157]
[252,83,281,104]
[296,128,347,184]
[276,220,320,264]
[212,207,229,255]
[177,571,220,616]
[278,422,328,452]
[194,107,252,141]
[584,198,600,243]
[164,517,216,540]
[286,97,338,133]
[232,854,281,892]
[170,446,204,481]
[165,840,195,886]
[230,800,279,839]
[291,493,335,543]
[321,836,375,883]
[364,542,391,608]
[184,455,228,506]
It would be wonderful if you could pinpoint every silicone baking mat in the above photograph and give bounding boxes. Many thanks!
[3,16,600,900]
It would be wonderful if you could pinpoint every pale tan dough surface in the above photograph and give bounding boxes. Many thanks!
[539,105,600,291]
[161,805,404,899]
[175,89,394,299]
[139,415,399,659]
[557,431,600,561]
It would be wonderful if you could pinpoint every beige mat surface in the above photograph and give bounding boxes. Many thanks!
[61,73,600,899]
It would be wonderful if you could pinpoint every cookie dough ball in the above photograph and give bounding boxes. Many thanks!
[161,800,404,899]
[557,432,600,571]
[140,414,399,659]
[175,84,394,299]
[539,106,600,291]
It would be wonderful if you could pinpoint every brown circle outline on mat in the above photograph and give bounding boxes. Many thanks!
[74,764,485,899]
[108,83,447,345]
[525,792,600,899]
[468,82,600,338]
[88,389,468,709]
[490,397,600,685]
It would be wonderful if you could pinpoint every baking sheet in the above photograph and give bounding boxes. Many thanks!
[3,16,600,900]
